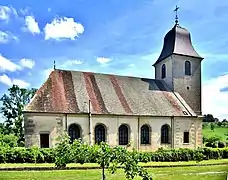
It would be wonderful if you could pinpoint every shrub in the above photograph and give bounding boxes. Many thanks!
[218,142,225,148]
[205,142,217,148]
[0,143,228,164]
[0,133,18,147]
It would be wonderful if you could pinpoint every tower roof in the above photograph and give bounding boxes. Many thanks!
[153,24,203,66]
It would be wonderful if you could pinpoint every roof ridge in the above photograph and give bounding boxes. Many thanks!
[54,68,155,80]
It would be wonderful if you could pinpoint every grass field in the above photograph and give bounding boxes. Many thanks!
[202,126,228,142]
[0,165,227,180]
[0,159,228,168]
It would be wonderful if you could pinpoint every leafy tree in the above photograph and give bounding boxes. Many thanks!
[54,134,152,180]
[217,121,222,127]
[203,114,215,122]
[210,123,215,131]
[0,133,18,147]
[0,85,37,146]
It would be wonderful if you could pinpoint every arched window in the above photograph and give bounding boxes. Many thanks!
[68,124,81,143]
[185,61,191,75]
[161,124,171,144]
[119,124,129,145]
[161,64,166,79]
[141,125,150,145]
[95,124,106,144]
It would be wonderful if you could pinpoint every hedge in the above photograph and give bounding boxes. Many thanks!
[0,146,227,164]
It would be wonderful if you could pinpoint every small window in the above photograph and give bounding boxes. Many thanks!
[161,124,170,144]
[119,124,129,145]
[185,61,191,75]
[141,125,150,145]
[68,124,81,143]
[95,124,106,144]
[183,132,189,143]
[40,134,49,148]
[161,64,166,79]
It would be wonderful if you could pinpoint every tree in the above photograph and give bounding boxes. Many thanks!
[210,123,215,132]
[0,85,37,146]
[54,133,152,180]
[203,114,215,122]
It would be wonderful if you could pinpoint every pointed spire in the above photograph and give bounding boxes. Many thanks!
[53,60,56,70]
[174,5,180,26]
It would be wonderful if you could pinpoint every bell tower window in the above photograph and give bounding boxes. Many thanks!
[185,61,191,75]
[161,64,166,79]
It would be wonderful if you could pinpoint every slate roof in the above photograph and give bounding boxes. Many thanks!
[153,25,203,66]
[24,69,196,117]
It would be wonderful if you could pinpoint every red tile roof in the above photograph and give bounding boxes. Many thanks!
[24,69,196,116]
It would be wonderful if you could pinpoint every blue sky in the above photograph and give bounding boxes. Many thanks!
[0,0,228,120]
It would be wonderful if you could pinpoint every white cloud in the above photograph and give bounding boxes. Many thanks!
[44,17,84,40]
[128,64,135,67]
[63,60,83,66]
[0,74,30,88]
[0,31,18,44]
[202,74,228,120]
[25,16,40,34]
[20,58,35,69]
[96,57,111,64]
[0,54,21,72]
[0,5,17,22]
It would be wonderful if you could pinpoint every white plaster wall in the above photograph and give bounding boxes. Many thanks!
[24,113,65,148]
[155,56,173,90]
[139,116,171,151]
[24,113,202,150]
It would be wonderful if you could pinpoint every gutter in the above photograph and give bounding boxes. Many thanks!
[88,100,92,145]
[138,116,140,151]
[171,115,174,149]
[65,114,68,132]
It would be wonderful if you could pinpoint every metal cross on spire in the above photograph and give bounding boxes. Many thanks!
[174,5,180,25]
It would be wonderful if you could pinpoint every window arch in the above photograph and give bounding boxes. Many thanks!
[68,124,81,143]
[141,125,150,145]
[119,124,129,145]
[161,64,166,79]
[185,61,191,75]
[161,124,171,144]
[95,124,106,144]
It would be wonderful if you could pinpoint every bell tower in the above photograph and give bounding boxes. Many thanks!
[153,7,203,115]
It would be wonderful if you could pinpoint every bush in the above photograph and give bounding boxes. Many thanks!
[0,146,55,163]
[205,142,217,148]
[0,133,18,147]
[218,142,225,148]
[0,142,228,164]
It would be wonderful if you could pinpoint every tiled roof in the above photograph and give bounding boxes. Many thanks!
[153,24,203,66]
[24,69,196,116]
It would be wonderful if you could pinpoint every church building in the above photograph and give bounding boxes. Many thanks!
[23,19,204,151]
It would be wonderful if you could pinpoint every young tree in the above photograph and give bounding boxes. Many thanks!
[210,123,215,132]
[55,134,153,180]
[0,85,37,146]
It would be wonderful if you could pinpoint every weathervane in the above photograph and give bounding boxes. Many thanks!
[174,5,180,25]
[54,60,56,70]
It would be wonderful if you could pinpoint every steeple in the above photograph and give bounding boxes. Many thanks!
[153,24,203,66]
[153,9,204,115]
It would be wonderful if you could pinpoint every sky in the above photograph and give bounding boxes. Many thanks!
[0,0,228,120]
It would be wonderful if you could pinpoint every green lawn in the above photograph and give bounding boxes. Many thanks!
[1,159,228,168]
[0,165,227,180]
[203,126,228,142]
